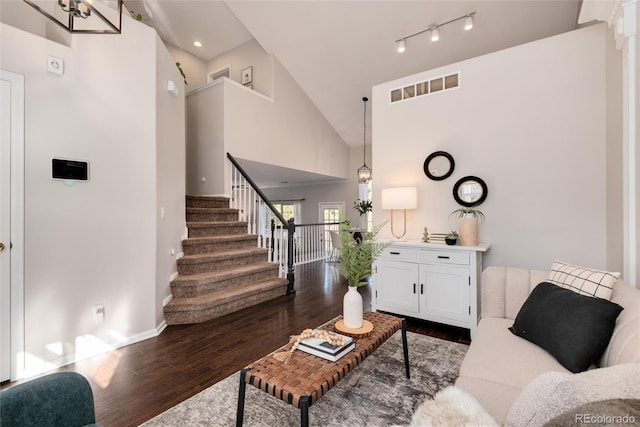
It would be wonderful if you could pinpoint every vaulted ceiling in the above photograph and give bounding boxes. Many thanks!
[128,0,582,148]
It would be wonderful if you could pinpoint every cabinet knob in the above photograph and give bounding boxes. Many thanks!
[413,283,416,293]
[421,284,424,294]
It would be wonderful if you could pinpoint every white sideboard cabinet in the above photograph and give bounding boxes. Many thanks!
[372,241,490,337]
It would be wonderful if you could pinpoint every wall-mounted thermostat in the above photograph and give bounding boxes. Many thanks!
[52,158,89,181]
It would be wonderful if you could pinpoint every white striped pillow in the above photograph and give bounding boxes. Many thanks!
[547,260,620,300]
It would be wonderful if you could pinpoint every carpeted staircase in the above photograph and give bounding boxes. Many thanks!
[164,195,289,325]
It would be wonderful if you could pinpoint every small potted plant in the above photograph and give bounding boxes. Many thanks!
[353,199,373,230]
[338,219,389,328]
[445,231,458,245]
[449,208,485,246]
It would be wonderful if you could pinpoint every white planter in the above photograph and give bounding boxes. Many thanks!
[358,214,368,231]
[343,286,363,328]
[458,216,479,246]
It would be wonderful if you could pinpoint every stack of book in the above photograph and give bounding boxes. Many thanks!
[298,332,355,362]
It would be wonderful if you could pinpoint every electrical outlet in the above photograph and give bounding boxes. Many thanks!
[93,304,105,324]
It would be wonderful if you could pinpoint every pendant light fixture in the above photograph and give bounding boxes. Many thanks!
[357,97,372,183]
[23,0,123,34]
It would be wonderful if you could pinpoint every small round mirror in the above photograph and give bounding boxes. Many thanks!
[423,151,455,181]
[453,176,488,207]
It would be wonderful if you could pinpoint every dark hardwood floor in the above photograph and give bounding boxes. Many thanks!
[2,261,469,427]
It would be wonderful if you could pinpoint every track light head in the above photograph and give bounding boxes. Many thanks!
[397,39,406,53]
[464,15,473,31]
[430,27,439,42]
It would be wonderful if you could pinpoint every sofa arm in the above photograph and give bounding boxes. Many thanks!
[0,372,98,427]
[481,267,548,320]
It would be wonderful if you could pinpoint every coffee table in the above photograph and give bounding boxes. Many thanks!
[236,311,409,427]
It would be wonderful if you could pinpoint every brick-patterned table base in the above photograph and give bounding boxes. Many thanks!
[236,311,409,427]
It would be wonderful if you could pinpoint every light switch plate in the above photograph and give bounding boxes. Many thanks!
[47,56,64,75]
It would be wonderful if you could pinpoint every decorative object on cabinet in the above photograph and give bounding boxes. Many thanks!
[372,241,490,337]
[338,220,390,329]
[381,187,418,240]
[241,66,253,85]
[422,227,430,243]
[357,97,372,183]
[424,151,455,181]
[450,208,485,246]
[445,231,458,245]
[453,176,488,207]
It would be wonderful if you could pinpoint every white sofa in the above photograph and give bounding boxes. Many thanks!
[455,267,640,425]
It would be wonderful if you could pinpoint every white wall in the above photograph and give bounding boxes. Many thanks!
[206,39,273,98]
[373,24,614,271]
[155,37,187,326]
[186,83,225,195]
[186,56,350,195]
[606,29,623,274]
[263,146,370,224]
[0,15,185,376]
[166,42,207,89]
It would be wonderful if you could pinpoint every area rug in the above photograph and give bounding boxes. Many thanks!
[141,332,468,427]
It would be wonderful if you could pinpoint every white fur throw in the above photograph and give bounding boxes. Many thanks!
[409,386,498,427]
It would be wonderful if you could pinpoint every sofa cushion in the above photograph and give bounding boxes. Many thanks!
[547,260,619,300]
[505,363,640,427]
[454,376,521,425]
[459,318,569,389]
[509,281,623,373]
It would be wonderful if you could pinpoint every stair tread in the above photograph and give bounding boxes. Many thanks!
[172,263,279,285]
[186,207,238,213]
[187,195,229,201]
[165,278,288,310]
[182,235,258,245]
[187,221,247,227]
[178,247,268,263]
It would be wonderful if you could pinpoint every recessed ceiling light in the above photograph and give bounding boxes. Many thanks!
[193,41,203,48]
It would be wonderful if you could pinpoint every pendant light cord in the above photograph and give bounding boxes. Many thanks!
[363,96,368,166]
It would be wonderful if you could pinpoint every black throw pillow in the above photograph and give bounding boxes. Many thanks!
[509,281,623,373]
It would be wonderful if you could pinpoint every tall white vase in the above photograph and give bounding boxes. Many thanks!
[458,216,479,246]
[343,286,364,329]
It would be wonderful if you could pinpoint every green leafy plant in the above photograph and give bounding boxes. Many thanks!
[338,219,390,287]
[449,208,485,223]
[353,199,373,216]
[445,230,458,238]
[176,62,187,86]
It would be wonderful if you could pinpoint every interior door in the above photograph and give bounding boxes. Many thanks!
[1,77,12,382]
[1,69,24,382]
[319,202,344,254]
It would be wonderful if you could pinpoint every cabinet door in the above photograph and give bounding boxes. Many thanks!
[374,260,419,314]
[419,264,470,327]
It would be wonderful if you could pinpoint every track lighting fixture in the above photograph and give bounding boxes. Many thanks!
[464,15,474,31]
[395,11,475,53]
[397,39,406,53]
[430,27,439,42]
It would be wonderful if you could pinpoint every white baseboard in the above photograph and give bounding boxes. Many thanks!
[22,324,167,380]
[163,293,173,307]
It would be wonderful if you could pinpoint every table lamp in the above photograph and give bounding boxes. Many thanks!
[381,187,417,240]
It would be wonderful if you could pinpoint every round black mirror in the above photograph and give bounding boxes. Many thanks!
[453,176,488,207]
[423,151,455,181]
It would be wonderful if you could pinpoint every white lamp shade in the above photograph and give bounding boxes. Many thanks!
[381,187,417,210]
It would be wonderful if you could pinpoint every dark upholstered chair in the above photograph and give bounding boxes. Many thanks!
[0,372,101,427]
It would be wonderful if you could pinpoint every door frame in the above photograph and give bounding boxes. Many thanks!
[1,69,25,381]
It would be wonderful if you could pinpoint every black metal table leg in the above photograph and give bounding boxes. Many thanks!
[401,318,410,379]
[300,395,310,427]
[236,368,249,427]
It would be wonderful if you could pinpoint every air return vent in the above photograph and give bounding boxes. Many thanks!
[390,72,460,103]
